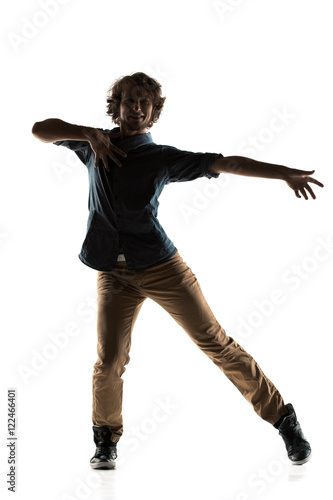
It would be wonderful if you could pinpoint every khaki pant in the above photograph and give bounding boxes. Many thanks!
[92,251,288,443]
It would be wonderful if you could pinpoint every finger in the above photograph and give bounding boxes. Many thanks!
[291,169,315,176]
[295,190,301,198]
[304,184,316,200]
[110,144,127,158]
[308,177,324,187]
[102,154,110,172]
[107,151,124,167]
[301,169,315,175]
[300,187,308,200]
[108,153,123,167]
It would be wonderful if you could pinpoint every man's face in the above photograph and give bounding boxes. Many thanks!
[119,85,154,134]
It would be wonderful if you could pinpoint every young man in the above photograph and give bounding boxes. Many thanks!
[32,72,323,470]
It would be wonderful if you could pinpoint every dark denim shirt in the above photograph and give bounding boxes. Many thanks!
[53,127,222,271]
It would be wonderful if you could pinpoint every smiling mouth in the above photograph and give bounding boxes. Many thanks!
[129,116,144,119]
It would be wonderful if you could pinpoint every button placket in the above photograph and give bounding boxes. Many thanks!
[113,170,127,264]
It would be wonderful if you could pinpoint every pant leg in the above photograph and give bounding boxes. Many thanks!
[139,252,288,426]
[92,268,147,442]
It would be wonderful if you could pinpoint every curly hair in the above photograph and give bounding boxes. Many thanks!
[106,72,166,129]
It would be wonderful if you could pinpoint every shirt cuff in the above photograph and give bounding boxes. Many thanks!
[203,153,223,179]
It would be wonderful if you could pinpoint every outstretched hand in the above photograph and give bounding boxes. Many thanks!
[283,169,324,200]
[88,129,127,170]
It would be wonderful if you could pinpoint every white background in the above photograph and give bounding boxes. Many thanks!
[1,1,332,499]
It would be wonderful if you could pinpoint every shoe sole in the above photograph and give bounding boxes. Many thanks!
[90,461,116,469]
[290,452,312,465]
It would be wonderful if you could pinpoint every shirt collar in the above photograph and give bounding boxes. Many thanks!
[110,126,154,153]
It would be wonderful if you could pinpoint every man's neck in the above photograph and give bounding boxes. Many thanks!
[120,126,147,141]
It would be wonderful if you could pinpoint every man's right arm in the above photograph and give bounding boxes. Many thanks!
[31,118,127,169]
[31,118,93,143]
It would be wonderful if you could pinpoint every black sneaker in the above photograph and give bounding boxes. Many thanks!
[90,425,117,469]
[276,403,311,465]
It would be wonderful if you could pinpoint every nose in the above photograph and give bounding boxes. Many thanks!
[133,101,141,111]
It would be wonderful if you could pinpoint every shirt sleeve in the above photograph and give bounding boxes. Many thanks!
[161,145,223,183]
[52,139,94,166]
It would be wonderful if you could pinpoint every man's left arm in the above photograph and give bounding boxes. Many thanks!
[211,155,324,200]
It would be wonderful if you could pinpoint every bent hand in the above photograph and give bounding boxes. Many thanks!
[283,168,324,200]
[88,129,127,170]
